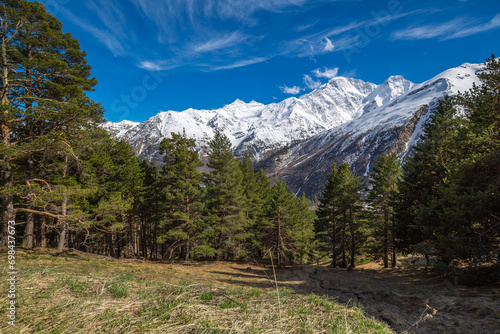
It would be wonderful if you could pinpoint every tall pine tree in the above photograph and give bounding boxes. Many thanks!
[368,153,401,268]
[0,0,102,245]
[158,131,205,260]
[205,131,245,260]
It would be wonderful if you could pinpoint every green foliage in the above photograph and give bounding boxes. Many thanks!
[397,55,500,269]
[315,163,363,267]
[367,153,401,268]
[266,180,315,266]
[205,131,246,259]
[157,130,205,260]
[0,0,105,248]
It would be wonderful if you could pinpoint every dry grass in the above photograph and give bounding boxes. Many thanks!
[0,249,393,334]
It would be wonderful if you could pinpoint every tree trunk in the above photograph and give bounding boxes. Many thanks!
[57,156,69,251]
[342,208,347,268]
[57,221,66,251]
[349,209,355,268]
[107,233,115,258]
[39,216,46,248]
[117,232,121,258]
[383,208,389,268]
[331,207,337,267]
[184,237,190,261]
[1,174,15,246]
[23,212,34,249]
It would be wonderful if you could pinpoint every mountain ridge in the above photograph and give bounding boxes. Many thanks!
[102,62,482,197]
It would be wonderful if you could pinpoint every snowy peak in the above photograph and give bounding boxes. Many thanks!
[259,62,482,198]
[102,120,140,138]
[362,75,414,113]
[413,62,482,96]
[103,62,481,173]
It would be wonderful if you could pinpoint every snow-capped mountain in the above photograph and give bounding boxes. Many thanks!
[103,76,403,163]
[103,62,481,198]
[259,63,482,197]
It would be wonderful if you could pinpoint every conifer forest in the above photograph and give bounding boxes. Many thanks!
[1,0,499,279]
[2,1,500,333]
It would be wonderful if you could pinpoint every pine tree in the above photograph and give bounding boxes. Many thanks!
[239,154,267,257]
[316,163,340,266]
[0,0,102,245]
[205,131,245,260]
[396,96,460,263]
[397,55,500,268]
[316,163,362,267]
[292,193,316,264]
[253,169,272,258]
[266,180,296,267]
[86,137,143,257]
[447,55,500,263]
[368,153,401,268]
[157,131,205,260]
[135,159,163,259]
[336,163,362,268]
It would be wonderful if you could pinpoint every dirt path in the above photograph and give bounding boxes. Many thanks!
[165,261,500,334]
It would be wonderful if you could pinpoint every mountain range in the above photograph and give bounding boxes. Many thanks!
[103,62,482,198]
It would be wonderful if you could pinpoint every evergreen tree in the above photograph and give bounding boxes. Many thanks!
[266,180,296,267]
[135,159,163,259]
[336,163,363,268]
[396,96,460,263]
[397,56,500,268]
[315,163,340,266]
[292,193,316,264]
[157,131,205,260]
[87,137,143,257]
[252,168,272,258]
[368,153,401,268]
[205,131,245,260]
[316,163,362,267]
[448,55,500,263]
[239,154,267,258]
[0,0,102,245]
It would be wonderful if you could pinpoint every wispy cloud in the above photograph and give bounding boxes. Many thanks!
[303,74,322,90]
[323,37,335,52]
[286,9,425,58]
[280,66,340,95]
[447,13,500,39]
[340,69,357,78]
[313,67,338,79]
[138,60,177,71]
[193,32,247,53]
[391,14,500,41]
[211,57,270,70]
[59,7,126,56]
[391,18,466,40]
[281,85,303,94]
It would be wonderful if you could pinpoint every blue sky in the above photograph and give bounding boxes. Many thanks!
[38,0,500,122]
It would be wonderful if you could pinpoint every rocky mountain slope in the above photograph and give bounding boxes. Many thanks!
[103,63,481,198]
[259,63,482,197]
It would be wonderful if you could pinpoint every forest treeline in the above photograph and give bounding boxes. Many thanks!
[1,1,498,278]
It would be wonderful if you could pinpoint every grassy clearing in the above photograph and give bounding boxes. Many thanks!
[0,249,393,334]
